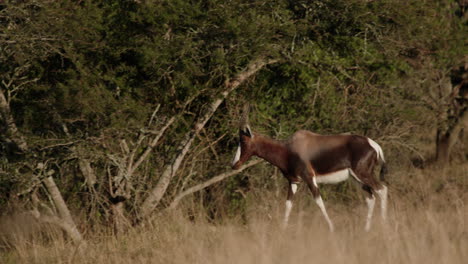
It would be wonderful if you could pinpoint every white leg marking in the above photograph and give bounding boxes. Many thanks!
[315,169,350,184]
[312,176,318,188]
[283,200,293,228]
[365,195,376,231]
[231,144,241,166]
[291,183,298,194]
[375,185,388,221]
[367,138,385,162]
[315,196,334,232]
[283,183,298,228]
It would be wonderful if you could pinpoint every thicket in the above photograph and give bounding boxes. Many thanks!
[0,0,466,244]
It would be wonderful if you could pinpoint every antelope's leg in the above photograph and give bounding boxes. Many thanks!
[312,180,335,232]
[375,185,388,222]
[359,182,378,231]
[365,194,376,231]
[301,163,334,232]
[356,171,387,229]
[283,182,298,228]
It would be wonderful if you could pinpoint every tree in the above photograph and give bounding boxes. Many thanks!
[435,65,468,164]
[0,0,466,243]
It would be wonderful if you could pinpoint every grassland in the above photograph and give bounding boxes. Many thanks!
[1,163,467,264]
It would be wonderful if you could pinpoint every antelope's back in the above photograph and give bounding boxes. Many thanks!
[288,131,370,174]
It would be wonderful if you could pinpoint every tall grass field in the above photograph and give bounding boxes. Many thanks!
[1,163,466,264]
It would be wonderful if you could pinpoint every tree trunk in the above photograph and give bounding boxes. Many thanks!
[2,90,84,243]
[436,108,468,164]
[78,159,97,190]
[139,57,278,220]
[106,110,178,230]
[435,65,467,165]
[0,89,28,152]
[42,176,84,243]
[111,201,131,234]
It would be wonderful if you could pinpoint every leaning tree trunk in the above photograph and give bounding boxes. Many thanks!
[139,57,278,220]
[42,176,84,243]
[1,88,84,243]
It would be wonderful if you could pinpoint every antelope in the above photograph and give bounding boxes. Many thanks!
[231,112,388,232]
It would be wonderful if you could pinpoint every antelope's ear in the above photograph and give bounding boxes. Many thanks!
[246,125,253,138]
[240,125,254,138]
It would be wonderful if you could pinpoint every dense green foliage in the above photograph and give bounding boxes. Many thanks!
[0,0,466,229]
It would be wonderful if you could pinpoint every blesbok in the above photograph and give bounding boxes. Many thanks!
[231,115,388,232]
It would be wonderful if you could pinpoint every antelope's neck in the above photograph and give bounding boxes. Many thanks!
[254,135,288,172]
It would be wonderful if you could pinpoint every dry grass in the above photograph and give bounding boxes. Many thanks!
[1,164,467,264]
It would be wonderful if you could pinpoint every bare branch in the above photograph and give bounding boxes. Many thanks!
[38,141,78,151]
[147,104,161,127]
[168,159,262,209]
[139,57,279,220]
[130,115,177,175]
[78,159,97,189]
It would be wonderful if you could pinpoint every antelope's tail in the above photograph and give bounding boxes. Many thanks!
[379,162,388,182]
[367,138,387,183]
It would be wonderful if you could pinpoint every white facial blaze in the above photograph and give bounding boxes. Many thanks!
[231,144,241,167]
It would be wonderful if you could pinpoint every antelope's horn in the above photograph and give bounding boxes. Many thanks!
[239,103,250,130]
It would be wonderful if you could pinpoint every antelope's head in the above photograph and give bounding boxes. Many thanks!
[231,105,256,169]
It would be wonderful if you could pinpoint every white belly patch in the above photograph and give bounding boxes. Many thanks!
[315,169,350,184]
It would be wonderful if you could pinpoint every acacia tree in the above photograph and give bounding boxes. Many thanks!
[391,0,467,165]
[2,0,289,232]
[434,65,467,164]
[0,1,87,243]
[1,0,466,242]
